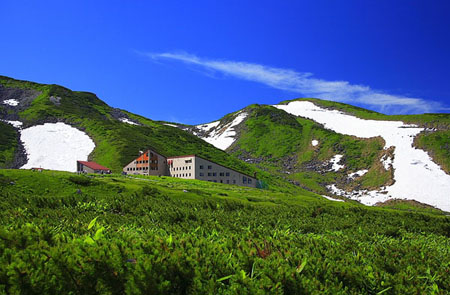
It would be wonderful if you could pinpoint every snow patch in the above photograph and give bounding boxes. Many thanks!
[1,120,23,128]
[163,123,178,127]
[275,101,450,212]
[322,195,344,202]
[380,155,393,170]
[311,139,319,146]
[329,154,344,171]
[119,118,139,125]
[348,169,368,179]
[20,123,95,172]
[2,99,19,106]
[327,184,391,206]
[196,112,247,150]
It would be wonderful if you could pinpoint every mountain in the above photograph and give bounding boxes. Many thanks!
[0,75,300,193]
[1,75,449,211]
[179,99,450,211]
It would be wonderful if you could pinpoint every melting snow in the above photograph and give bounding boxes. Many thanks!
[311,139,319,146]
[329,154,344,171]
[275,101,450,212]
[1,120,23,128]
[2,99,19,106]
[20,123,95,172]
[197,121,220,132]
[164,123,178,127]
[380,155,393,170]
[196,112,247,150]
[348,169,369,179]
[119,118,139,125]
[322,195,345,202]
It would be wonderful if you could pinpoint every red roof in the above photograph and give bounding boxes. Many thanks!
[77,161,110,171]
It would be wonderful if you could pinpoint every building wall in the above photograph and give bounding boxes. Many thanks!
[168,156,195,179]
[168,156,256,188]
[123,149,168,176]
[123,151,257,188]
[77,162,95,174]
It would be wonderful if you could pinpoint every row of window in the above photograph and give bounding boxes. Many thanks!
[174,173,192,178]
[126,166,158,171]
[199,165,213,170]
[208,179,236,184]
[243,176,252,184]
[134,160,158,164]
[171,166,192,171]
[199,172,231,177]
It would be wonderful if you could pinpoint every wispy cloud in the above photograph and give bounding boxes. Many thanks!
[146,51,448,114]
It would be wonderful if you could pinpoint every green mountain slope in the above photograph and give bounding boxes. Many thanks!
[0,75,297,192]
[187,99,449,196]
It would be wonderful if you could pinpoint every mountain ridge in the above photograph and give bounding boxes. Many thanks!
[1,75,449,210]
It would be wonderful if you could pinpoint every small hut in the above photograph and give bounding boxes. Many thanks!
[77,161,111,174]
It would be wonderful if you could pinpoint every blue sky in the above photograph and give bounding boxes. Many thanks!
[1,0,450,124]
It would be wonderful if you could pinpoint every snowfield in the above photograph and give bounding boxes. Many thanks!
[195,112,247,150]
[2,99,19,106]
[275,101,450,212]
[20,123,95,172]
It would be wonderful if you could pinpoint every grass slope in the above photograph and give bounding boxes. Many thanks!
[0,75,297,192]
[0,169,448,294]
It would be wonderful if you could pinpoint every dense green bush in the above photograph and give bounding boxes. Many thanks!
[0,170,449,294]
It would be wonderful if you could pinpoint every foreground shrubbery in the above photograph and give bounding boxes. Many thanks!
[0,170,449,294]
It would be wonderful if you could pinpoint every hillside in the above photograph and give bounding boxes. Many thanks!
[181,99,450,211]
[0,169,449,294]
[0,75,297,192]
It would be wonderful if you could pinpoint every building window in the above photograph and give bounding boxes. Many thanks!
[213,180,217,183]
[189,173,191,177]
[208,172,212,176]
[227,180,229,184]
[199,165,204,169]
[233,180,236,184]
[226,172,230,176]
[243,176,247,184]
[248,178,252,184]
[185,159,192,163]
[220,180,223,183]
[200,172,204,176]
[213,172,217,176]
[208,165,212,169]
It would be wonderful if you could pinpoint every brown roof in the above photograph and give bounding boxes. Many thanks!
[77,161,110,171]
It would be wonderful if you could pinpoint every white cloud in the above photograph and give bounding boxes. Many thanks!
[147,52,448,114]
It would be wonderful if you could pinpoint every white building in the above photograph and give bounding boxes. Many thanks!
[123,149,257,188]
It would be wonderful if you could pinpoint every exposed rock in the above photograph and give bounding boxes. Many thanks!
[49,96,62,105]
[109,108,141,125]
